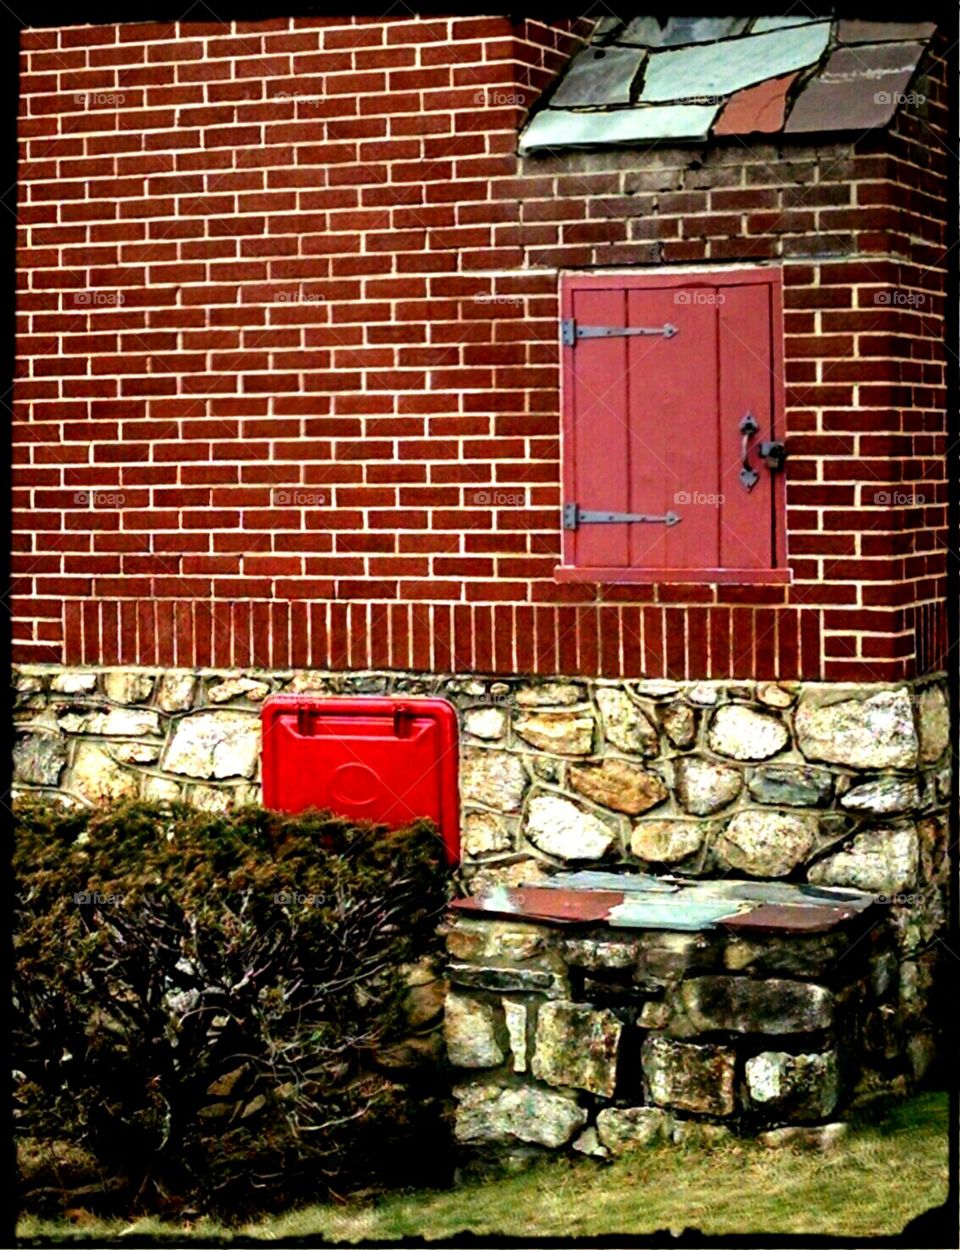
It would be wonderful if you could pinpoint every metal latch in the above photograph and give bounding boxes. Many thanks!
[759,441,787,473]
[563,504,682,531]
[739,413,760,490]
[561,318,679,347]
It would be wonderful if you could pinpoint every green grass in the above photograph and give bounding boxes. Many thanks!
[17,1091,948,1243]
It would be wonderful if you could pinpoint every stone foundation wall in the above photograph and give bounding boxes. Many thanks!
[12,663,950,1125]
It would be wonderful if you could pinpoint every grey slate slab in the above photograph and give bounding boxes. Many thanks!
[519,102,718,152]
[551,46,646,108]
[539,869,679,893]
[607,895,747,930]
[619,17,750,48]
[838,20,937,45]
[752,16,825,34]
[639,21,831,102]
[785,40,926,133]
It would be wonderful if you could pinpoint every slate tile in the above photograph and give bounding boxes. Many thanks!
[619,17,749,48]
[752,16,825,34]
[838,20,936,44]
[714,71,798,135]
[640,22,831,103]
[785,41,926,133]
[519,102,718,153]
[551,46,646,108]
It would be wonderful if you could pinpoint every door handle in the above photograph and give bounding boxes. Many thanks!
[739,413,760,490]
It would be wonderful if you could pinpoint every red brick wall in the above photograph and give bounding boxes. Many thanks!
[12,18,949,681]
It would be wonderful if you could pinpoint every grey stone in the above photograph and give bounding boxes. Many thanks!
[807,826,919,896]
[207,676,270,704]
[838,20,936,43]
[462,810,513,857]
[561,937,641,971]
[630,818,710,865]
[463,706,507,741]
[572,1126,609,1158]
[597,688,659,756]
[461,750,527,811]
[619,17,749,48]
[660,702,697,748]
[707,705,789,761]
[13,731,67,785]
[444,994,504,1068]
[69,742,139,803]
[794,689,918,769]
[531,1000,622,1096]
[515,711,595,755]
[758,1123,848,1150]
[723,932,850,978]
[447,964,566,997]
[519,103,718,152]
[569,758,668,815]
[840,776,920,814]
[550,45,646,108]
[514,682,585,707]
[50,672,98,695]
[523,793,617,862]
[917,685,949,764]
[747,765,834,807]
[672,977,834,1035]
[596,1106,671,1154]
[156,673,197,712]
[453,1083,586,1147]
[102,671,154,703]
[640,22,830,102]
[675,756,742,814]
[715,810,817,877]
[642,1036,736,1116]
[162,710,260,779]
[745,1051,839,1119]
[633,680,681,699]
[503,1000,528,1072]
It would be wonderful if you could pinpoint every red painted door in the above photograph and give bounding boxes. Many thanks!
[560,270,784,582]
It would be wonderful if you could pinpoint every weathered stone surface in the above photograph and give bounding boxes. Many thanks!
[639,1000,671,1029]
[561,937,641,971]
[636,932,717,983]
[758,1123,848,1150]
[60,707,161,736]
[444,994,504,1068]
[572,1126,608,1157]
[448,964,566,997]
[403,960,447,1030]
[162,711,260,779]
[466,858,552,895]
[69,742,139,803]
[461,750,527,811]
[569,759,668,815]
[660,702,697,748]
[675,756,742,814]
[669,1121,734,1146]
[445,919,546,962]
[707,705,789,761]
[722,932,850,978]
[745,1051,839,1119]
[715,810,817,877]
[633,680,680,699]
[596,688,659,756]
[103,672,154,704]
[13,731,68,785]
[141,775,182,802]
[503,1000,528,1072]
[756,682,796,709]
[51,672,98,695]
[642,1036,736,1116]
[840,776,919,814]
[207,676,270,704]
[687,682,719,705]
[189,784,257,813]
[672,977,834,1035]
[747,765,834,807]
[515,682,585,707]
[453,1083,586,1146]
[807,826,918,895]
[916,684,949,764]
[532,1000,622,1096]
[523,793,617,862]
[515,711,595,755]
[596,1106,671,1154]
[463,706,507,741]
[630,818,709,864]
[462,810,512,856]
[156,673,197,712]
[107,741,161,765]
[794,689,918,769]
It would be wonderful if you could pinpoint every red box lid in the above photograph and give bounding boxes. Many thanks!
[261,695,459,864]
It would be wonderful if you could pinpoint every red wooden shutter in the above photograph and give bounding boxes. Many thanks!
[559,269,786,584]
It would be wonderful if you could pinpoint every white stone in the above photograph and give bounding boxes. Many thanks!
[716,810,818,877]
[189,784,258,813]
[108,741,161,765]
[917,685,949,764]
[515,711,595,755]
[515,682,585,706]
[707,705,789,760]
[522,793,616,862]
[207,676,271,703]
[60,707,161,736]
[462,810,512,856]
[503,1000,528,1073]
[840,776,920,814]
[463,706,507,741]
[675,756,742,814]
[461,750,527,811]
[807,826,918,896]
[69,742,139,803]
[157,672,197,712]
[630,819,708,864]
[596,688,659,755]
[162,710,260,779]
[633,680,680,698]
[103,671,155,703]
[794,688,918,769]
[51,672,98,695]
[687,683,719,705]
[756,682,796,708]
[444,993,504,1068]
[142,775,183,803]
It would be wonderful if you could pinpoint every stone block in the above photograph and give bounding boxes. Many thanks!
[642,1036,736,1116]
[462,810,513,856]
[522,793,617,862]
[162,710,260,780]
[596,1106,672,1154]
[464,706,508,741]
[917,685,949,764]
[444,993,504,1068]
[531,1001,622,1096]
[503,1000,528,1072]
[515,711,595,755]
[103,671,154,704]
[630,818,713,864]
[807,826,918,895]
[675,757,742,814]
[707,705,789,760]
[659,702,697,748]
[747,765,834,807]
[597,688,659,755]
[715,810,817,877]
[569,759,668,815]
[445,918,547,962]
[453,1083,587,1147]
[745,1050,839,1120]
[794,689,918,769]
[69,742,139,803]
[13,731,67,786]
[156,673,197,712]
[447,964,567,997]
[670,976,834,1035]
[461,750,527,811]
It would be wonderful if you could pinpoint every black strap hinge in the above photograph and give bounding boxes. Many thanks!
[561,319,678,347]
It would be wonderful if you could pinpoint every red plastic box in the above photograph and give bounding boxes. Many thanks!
[261,695,460,864]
